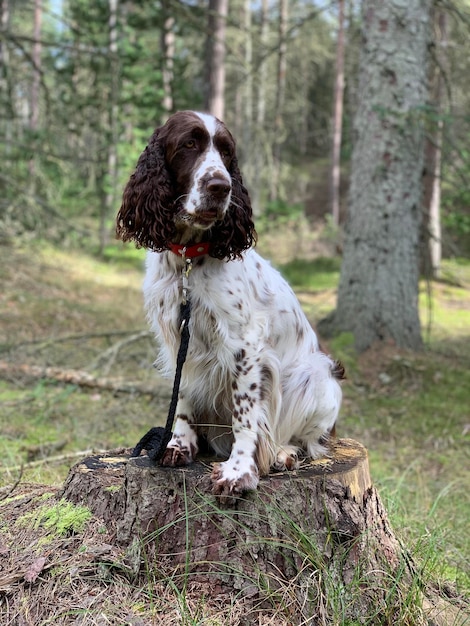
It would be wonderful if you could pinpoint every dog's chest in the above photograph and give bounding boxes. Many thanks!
[148,259,251,353]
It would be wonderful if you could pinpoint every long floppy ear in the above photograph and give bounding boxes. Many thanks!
[116,129,176,251]
[209,155,257,260]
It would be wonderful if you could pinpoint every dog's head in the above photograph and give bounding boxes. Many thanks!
[116,111,256,260]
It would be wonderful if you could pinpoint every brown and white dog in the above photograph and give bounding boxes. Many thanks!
[117,111,344,499]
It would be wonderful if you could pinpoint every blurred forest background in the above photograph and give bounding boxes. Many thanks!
[1,0,469,259]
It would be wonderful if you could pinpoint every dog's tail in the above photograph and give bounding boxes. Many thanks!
[331,360,346,381]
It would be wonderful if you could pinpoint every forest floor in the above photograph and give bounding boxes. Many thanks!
[0,231,469,625]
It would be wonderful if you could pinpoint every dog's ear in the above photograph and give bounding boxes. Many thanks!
[209,155,257,260]
[116,129,176,251]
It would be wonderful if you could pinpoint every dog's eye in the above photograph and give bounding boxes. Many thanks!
[185,139,196,149]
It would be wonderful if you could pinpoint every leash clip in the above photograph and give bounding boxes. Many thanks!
[180,247,193,306]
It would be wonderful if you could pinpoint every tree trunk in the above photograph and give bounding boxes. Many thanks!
[241,0,253,190]
[28,0,42,186]
[30,0,42,133]
[422,10,446,278]
[269,0,288,202]
[251,0,269,216]
[427,127,443,276]
[99,0,119,256]
[161,0,175,122]
[0,0,13,173]
[330,0,345,227]
[333,0,431,352]
[205,0,228,120]
[60,439,422,620]
[0,0,9,79]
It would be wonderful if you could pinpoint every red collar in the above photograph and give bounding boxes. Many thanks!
[168,242,211,258]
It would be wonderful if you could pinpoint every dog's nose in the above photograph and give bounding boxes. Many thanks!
[206,177,231,198]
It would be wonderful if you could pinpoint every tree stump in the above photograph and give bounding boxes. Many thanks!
[60,439,419,620]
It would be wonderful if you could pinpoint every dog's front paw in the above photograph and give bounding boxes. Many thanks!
[161,445,194,467]
[211,460,259,503]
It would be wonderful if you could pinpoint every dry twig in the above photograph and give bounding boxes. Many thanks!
[0,361,170,398]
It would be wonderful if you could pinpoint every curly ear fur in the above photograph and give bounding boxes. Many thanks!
[208,156,257,261]
[116,130,176,251]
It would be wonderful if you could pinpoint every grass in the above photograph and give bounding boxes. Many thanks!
[16,497,92,537]
[0,238,469,623]
[279,256,342,291]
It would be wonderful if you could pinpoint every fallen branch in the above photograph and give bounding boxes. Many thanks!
[91,330,153,375]
[0,361,170,398]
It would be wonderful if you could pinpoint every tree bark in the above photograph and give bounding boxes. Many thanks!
[422,10,446,278]
[205,0,228,120]
[161,0,175,122]
[0,0,9,79]
[28,0,42,186]
[330,0,345,227]
[99,0,120,256]
[333,0,431,352]
[30,0,42,133]
[60,439,419,619]
[0,0,13,175]
[250,0,269,216]
[241,0,253,189]
[269,0,288,202]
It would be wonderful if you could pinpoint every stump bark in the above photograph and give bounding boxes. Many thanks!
[60,438,420,621]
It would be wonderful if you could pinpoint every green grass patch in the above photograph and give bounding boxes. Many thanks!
[278,256,341,290]
[17,497,92,537]
[101,241,147,270]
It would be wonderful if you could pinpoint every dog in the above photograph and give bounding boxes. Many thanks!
[116,111,344,499]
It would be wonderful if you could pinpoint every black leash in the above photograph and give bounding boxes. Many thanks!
[132,299,192,462]
[132,247,204,463]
